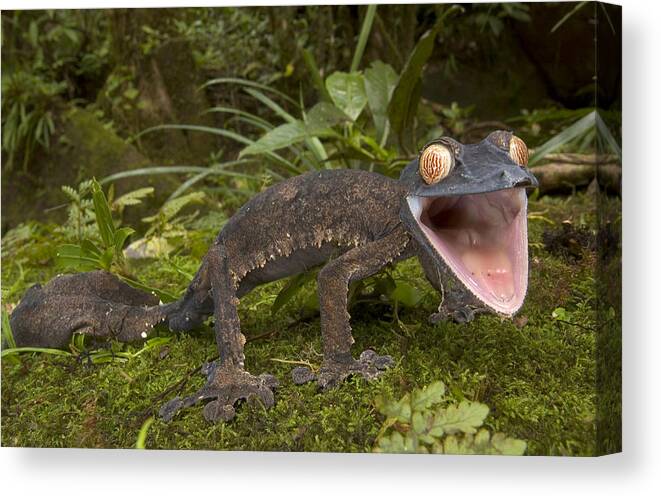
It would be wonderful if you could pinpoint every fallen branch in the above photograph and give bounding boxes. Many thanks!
[531,151,621,194]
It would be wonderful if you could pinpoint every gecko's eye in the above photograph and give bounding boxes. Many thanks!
[419,143,454,185]
[487,131,529,167]
[508,135,529,167]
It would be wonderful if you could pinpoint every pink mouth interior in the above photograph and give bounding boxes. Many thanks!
[408,188,529,315]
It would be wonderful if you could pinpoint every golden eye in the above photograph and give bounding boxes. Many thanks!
[509,135,529,167]
[419,144,454,185]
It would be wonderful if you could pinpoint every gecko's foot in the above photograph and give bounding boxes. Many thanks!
[292,350,394,389]
[430,305,485,325]
[159,360,278,423]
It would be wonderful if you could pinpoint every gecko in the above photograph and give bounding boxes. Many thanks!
[9,131,538,423]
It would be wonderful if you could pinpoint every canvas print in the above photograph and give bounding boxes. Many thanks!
[1,2,621,455]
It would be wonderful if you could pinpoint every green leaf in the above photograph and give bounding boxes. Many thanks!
[387,28,438,139]
[376,431,406,453]
[240,121,308,156]
[135,417,154,449]
[390,281,423,308]
[432,401,490,436]
[387,6,460,141]
[134,125,298,174]
[552,307,568,320]
[411,411,428,434]
[325,72,368,122]
[80,239,102,257]
[100,247,115,270]
[1,347,73,358]
[301,48,332,102]
[490,432,527,455]
[410,381,446,412]
[123,87,139,100]
[272,269,319,315]
[529,110,597,165]
[364,61,398,143]
[306,102,350,130]
[91,179,115,248]
[375,393,412,423]
[114,227,135,254]
[350,4,378,72]
[244,88,297,124]
[2,309,17,349]
[113,187,154,208]
[56,243,102,271]
[202,77,299,107]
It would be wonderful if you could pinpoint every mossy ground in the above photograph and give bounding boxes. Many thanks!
[1,192,620,455]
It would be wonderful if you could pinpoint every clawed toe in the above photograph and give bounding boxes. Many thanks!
[430,306,480,324]
[312,349,394,389]
[159,361,279,423]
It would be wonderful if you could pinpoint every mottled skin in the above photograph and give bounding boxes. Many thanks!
[159,170,418,421]
[10,132,538,423]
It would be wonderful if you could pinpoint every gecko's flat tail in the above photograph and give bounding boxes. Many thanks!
[9,271,166,349]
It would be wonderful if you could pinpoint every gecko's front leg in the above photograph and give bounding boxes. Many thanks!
[160,243,278,423]
[292,227,411,389]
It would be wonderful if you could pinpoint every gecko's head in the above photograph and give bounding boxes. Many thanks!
[399,131,538,316]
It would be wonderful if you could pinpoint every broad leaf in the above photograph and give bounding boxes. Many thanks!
[364,61,398,142]
[306,102,350,131]
[387,25,439,140]
[80,239,102,257]
[390,281,423,308]
[325,72,368,122]
[56,244,101,271]
[114,227,135,254]
[241,121,308,156]
[387,6,462,142]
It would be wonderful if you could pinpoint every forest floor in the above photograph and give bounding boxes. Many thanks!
[1,191,619,455]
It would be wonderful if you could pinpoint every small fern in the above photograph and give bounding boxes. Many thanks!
[59,180,96,242]
[373,381,527,455]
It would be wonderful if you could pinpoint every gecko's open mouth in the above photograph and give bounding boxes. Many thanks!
[406,187,529,315]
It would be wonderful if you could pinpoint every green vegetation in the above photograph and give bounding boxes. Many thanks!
[1,4,620,454]
[1,190,614,454]
[374,381,527,455]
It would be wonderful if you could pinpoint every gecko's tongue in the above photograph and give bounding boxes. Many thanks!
[407,188,529,315]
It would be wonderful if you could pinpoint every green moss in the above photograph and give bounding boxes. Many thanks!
[1,192,620,455]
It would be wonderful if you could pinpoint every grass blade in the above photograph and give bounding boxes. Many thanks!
[595,111,622,160]
[302,48,332,102]
[551,1,588,33]
[245,88,328,163]
[101,166,210,184]
[1,347,73,358]
[2,309,17,349]
[244,88,297,124]
[134,124,298,173]
[351,4,378,72]
[202,77,299,107]
[135,417,154,449]
[204,106,274,131]
[166,160,255,201]
[529,110,596,165]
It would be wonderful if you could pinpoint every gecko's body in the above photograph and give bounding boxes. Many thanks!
[10,132,538,423]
